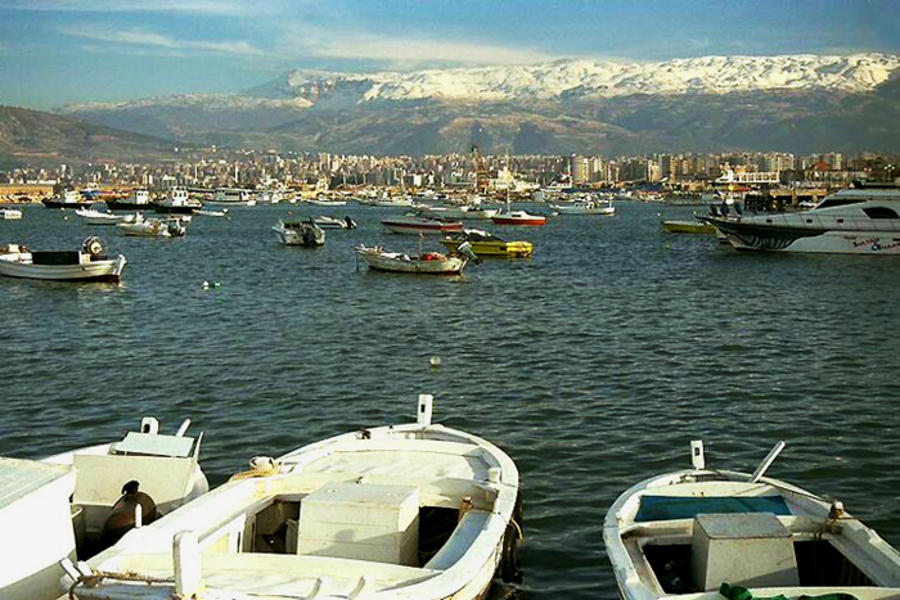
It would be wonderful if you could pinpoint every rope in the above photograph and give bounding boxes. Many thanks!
[510,517,525,542]
[68,570,173,599]
[230,457,283,481]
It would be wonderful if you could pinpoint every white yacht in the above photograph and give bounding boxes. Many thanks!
[209,188,257,207]
[704,185,900,253]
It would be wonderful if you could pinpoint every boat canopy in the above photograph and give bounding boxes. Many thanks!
[634,494,791,522]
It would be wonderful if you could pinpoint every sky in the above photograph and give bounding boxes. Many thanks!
[1,0,897,109]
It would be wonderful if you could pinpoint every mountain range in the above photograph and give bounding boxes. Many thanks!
[10,52,900,162]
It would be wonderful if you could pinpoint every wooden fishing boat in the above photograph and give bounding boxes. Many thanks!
[117,215,187,237]
[661,219,717,234]
[357,244,472,274]
[604,440,900,600]
[61,396,523,600]
[0,238,126,282]
[382,215,464,235]
[550,200,615,215]
[1,417,208,600]
[442,228,533,258]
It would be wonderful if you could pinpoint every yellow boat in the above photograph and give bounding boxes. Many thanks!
[442,228,533,258]
[661,219,717,234]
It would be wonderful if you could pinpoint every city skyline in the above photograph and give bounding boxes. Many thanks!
[1,0,898,109]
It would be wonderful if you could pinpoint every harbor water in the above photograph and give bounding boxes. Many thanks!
[1,202,898,599]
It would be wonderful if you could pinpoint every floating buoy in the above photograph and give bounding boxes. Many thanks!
[202,280,222,290]
[430,356,441,368]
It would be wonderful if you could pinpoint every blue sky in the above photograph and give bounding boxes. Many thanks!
[1,0,897,109]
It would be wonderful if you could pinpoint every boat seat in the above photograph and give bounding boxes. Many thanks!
[635,495,791,522]
[424,510,491,571]
[31,251,81,265]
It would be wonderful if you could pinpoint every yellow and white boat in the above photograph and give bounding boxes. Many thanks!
[661,219,717,234]
[442,228,533,258]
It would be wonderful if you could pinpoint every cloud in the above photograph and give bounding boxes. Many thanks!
[61,25,265,57]
[2,0,252,14]
[276,26,557,67]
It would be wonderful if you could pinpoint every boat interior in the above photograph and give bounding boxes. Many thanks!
[619,478,900,599]
[88,427,516,597]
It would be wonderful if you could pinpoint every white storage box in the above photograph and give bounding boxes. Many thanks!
[298,482,419,566]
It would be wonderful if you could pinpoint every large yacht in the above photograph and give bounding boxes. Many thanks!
[703,184,900,254]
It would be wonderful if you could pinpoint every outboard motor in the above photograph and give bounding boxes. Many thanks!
[344,216,357,230]
[102,480,158,545]
[456,240,481,265]
[81,236,107,260]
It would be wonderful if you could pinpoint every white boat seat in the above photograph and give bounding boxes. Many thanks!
[424,510,491,571]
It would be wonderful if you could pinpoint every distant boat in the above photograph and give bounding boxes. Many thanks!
[313,215,357,229]
[75,208,140,225]
[357,244,473,274]
[0,237,126,282]
[105,189,153,211]
[442,228,533,258]
[42,190,90,209]
[153,188,202,214]
[208,188,256,207]
[0,207,22,220]
[491,209,546,226]
[660,219,716,234]
[118,215,187,237]
[421,205,499,220]
[551,199,615,215]
[382,216,464,235]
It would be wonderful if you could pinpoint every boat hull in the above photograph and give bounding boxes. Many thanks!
[661,220,716,234]
[382,219,464,235]
[0,254,126,282]
[359,249,466,274]
[442,238,533,258]
[704,216,900,253]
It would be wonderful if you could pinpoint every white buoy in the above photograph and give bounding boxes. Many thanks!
[429,356,441,367]
[202,280,210,290]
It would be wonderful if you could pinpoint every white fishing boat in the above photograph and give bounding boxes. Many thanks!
[306,195,348,207]
[75,207,139,225]
[118,215,187,237]
[357,243,475,274]
[0,237,126,282]
[273,219,326,246]
[153,187,203,215]
[550,199,615,215]
[1,207,23,219]
[106,189,153,211]
[491,210,547,226]
[42,189,90,209]
[313,215,357,229]
[382,215,464,235]
[702,184,900,253]
[604,440,900,600]
[61,396,523,600]
[1,417,208,600]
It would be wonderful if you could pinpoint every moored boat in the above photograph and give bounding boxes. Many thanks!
[153,187,203,214]
[313,215,357,229]
[491,210,547,226]
[0,417,208,600]
[42,190,91,209]
[60,396,522,600]
[208,188,256,207]
[0,237,126,282]
[75,207,139,225]
[357,243,475,274]
[701,184,900,253]
[421,205,499,220]
[273,219,326,246]
[0,207,23,219]
[442,228,533,258]
[118,215,187,237]
[105,189,153,211]
[661,219,717,234]
[604,440,900,600]
[382,215,464,235]
[550,199,615,215]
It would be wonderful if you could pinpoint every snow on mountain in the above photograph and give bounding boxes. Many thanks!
[279,53,900,103]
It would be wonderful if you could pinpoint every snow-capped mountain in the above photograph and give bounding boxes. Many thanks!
[267,53,900,103]
[55,53,900,156]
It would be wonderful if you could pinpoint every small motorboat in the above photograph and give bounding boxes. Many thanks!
[550,199,615,215]
[604,440,900,600]
[0,207,23,220]
[382,215,464,235]
[491,209,547,226]
[195,208,229,217]
[76,207,139,225]
[41,189,91,209]
[0,237,126,282]
[442,228,533,258]
[61,396,522,600]
[1,417,208,600]
[357,242,476,274]
[661,219,717,234]
[118,215,187,237]
[272,219,326,246]
[313,215,357,229]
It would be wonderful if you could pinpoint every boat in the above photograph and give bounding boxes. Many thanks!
[117,215,187,237]
[75,207,140,225]
[273,219,326,246]
[208,188,256,207]
[105,189,153,211]
[382,215,464,235]
[550,199,615,215]
[41,190,91,209]
[604,440,900,600]
[313,215,357,229]
[60,395,523,600]
[0,237,126,282]
[421,205,499,220]
[195,207,229,217]
[357,242,476,274]
[442,228,534,258]
[661,219,717,234]
[1,416,208,600]
[0,207,23,219]
[491,210,547,226]
[701,184,900,253]
[306,195,348,207]
[153,187,203,214]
